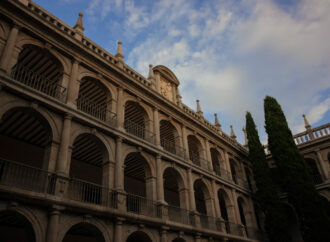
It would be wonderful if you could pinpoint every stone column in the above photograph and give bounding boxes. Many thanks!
[0,24,20,74]
[56,114,72,175]
[153,108,161,146]
[182,125,189,159]
[114,217,125,242]
[46,208,61,242]
[160,226,169,242]
[231,190,240,224]
[116,87,125,131]
[223,151,231,173]
[114,137,124,190]
[212,180,221,218]
[316,149,329,180]
[204,139,213,171]
[156,154,165,203]
[187,168,196,211]
[66,59,80,108]
[195,233,202,242]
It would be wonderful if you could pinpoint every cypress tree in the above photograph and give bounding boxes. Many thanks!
[245,112,291,242]
[264,96,330,242]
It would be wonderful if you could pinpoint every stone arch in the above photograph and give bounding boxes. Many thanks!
[160,120,181,155]
[193,179,212,215]
[123,95,153,122]
[229,158,240,184]
[124,152,153,199]
[126,230,152,242]
[163,167,186,208]
[11,44,67,100]
[77,76,113,120]
[305,158,323,184]
[15,37,70,75]
[237,196,253,228]
[0,106,54,170]
[210,148,224,175]
[187,135,204,167]
[173,238,186,242]
[159,117,182,137]
[124,100,152,140]
[218,189,235,223]
[69,133,109,184]
[58,217,110,242]
[0,207,43,242]
[62,222,105,242]
[0,100,60,141]
[78,72,117,100]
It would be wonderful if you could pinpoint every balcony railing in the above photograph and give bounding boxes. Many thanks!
[11,64,66,102]
[77,95,116,126]
[68,178,117,208]
[166,204,193,225]
[232,175,250,189]
[160,138,185,158]
[246,226,268,241]
[0,159,266,240]
[199,214,223,231]
[126,193,161,217]
[124,119,155,143]
[0,159,55,194]
[190,152,212,172]
[213,165,233,182]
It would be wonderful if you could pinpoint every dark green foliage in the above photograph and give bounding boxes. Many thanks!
[245,112,291,242]
[264,96,330,242]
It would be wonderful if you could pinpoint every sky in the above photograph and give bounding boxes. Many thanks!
[34,0,330,144]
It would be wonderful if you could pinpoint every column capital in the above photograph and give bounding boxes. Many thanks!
[156,153,162,159]
[64,113,73,120]
[115,216,125,224]
[11,21,22,30]
[72,57,81,65]
[116,136,123,143]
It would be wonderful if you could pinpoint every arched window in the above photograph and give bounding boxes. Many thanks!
[69,134,108,204]
[63,222,105,242]
[160,120,181,156]
[210,148,221,175]
[188,135,202,167]
[0,210,35,242]
[230,159,237,184]
[0,107,52,168]
[11,45,65,100]
[126,231,152,242]
[0,107,54,193]
[124,101,151,141]
[77,77,111,121]
[124,153,153,215]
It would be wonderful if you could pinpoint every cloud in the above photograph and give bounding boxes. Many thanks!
[82,0,330,143]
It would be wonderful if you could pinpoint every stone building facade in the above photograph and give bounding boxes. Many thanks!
[0,1,328,242]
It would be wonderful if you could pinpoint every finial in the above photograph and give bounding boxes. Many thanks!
[115,41,124,68]
[214,113,221,129]
[196,100,203,116]
[73,12,84,34]
[230,125,236,139]
[148,64,155,81]
[302,114,311,130]
[242,126,248,146]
